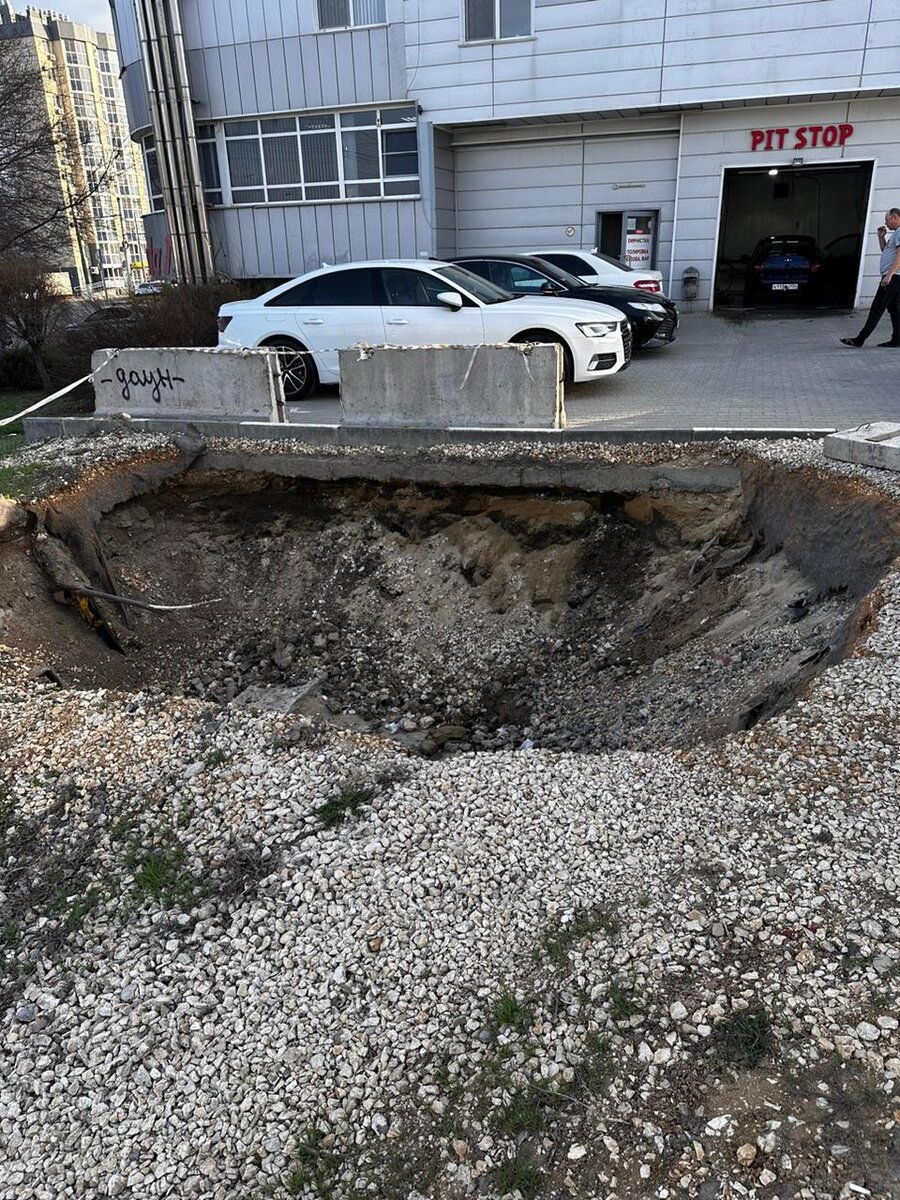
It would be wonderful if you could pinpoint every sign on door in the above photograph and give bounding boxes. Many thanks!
[624,216,653,268]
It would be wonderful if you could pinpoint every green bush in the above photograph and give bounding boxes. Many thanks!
[0,346,41,390]
[55,279,260,382]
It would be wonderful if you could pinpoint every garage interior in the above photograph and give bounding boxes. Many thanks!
[714,162,873,310]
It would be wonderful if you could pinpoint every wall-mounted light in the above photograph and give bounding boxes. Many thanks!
[767,168,779,177]
[791,157,804,167]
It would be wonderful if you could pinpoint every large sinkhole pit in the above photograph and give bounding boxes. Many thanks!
[11,457,899,754]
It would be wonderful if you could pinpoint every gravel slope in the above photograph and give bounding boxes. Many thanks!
[1,435,899,1200]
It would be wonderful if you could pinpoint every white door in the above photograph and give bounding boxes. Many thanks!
[289,266,385,378]
[378,267,486,346]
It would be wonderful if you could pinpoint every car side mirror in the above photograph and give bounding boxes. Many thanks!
[437,291,464,310]
[540,282,560,294]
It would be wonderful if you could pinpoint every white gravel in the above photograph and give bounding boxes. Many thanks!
[1,433,899,1200]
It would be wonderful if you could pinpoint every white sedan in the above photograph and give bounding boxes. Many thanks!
[217,259,630,399]
[530,248,664,294]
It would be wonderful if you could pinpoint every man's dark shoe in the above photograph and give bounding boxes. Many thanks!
[840,337,864,347]
[877,339,900,347]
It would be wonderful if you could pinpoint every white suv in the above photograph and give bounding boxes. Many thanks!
[530,248,664,293]
[217,259,631,399]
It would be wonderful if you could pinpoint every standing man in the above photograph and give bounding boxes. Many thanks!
[841,208,900,347]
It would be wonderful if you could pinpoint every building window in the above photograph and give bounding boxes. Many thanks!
[141,135,164,212]
[221,105,418,205]
[464,0,531,41]
[195,124,223,205]
[317,0,386,30]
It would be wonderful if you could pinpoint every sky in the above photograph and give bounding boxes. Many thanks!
[56,1,114,32]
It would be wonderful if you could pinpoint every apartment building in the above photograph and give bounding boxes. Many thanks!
[0,2,148,294]
[113,0,900,306]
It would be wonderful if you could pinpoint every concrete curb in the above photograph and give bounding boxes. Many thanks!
[23,415,836,448]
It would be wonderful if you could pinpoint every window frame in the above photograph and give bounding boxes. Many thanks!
[461,0,533,45]
[219,105,420,208]
[141,135,165,214]
[316,0,388,33]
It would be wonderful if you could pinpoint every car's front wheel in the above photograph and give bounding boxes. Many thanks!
[260,337,319,400]
[509,331,573,383]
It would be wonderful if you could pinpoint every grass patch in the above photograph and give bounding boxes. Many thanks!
[204,749,231,769]
[0,458,42,500]
[490,1085,546,1135]
[606,979,642,1022]
[284,1128,341,1196]
[0,390,41,440]
[491,989,533,1032]
[0,432,24,459]
[124,836,203,908]
[712,1004,773,1068]
[487,1155,544,1200]
[569,1031,614,1092]
[540,903,621,967]
[314,784,374,829]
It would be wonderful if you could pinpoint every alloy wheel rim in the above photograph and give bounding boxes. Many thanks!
[275,349,309,393]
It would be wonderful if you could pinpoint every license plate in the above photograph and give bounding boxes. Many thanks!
[770,283,799,291]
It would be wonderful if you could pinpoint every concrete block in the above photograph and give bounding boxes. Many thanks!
[823,424,900,471]
[231,679,322,713]
[92,347,284,422]
[338,343,565,429]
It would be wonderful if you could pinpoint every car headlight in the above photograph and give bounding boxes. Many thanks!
[629,303,667,313]
[576,321,618,337]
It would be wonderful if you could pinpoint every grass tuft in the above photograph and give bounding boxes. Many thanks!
[491,989,532,1032]
[712,1004,773,1068]
[487,1155,544,1200]
[540,903,621,967]
[606,978,642,1022]
[314,784,374,829]
[124,836,203,908]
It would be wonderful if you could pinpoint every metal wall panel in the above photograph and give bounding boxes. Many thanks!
[453,127,678,288]
[433,127,456,259]
[404,0,894,125]
[206,201,434,278]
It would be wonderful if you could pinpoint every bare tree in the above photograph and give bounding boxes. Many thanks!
[0,33,121,262]
[0,258,66,390]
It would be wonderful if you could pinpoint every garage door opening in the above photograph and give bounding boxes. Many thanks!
[714,162,873,311]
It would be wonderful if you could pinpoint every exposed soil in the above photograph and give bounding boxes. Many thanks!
[0,470,869,754]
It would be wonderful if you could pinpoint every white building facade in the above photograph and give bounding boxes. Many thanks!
[111,0,900,305]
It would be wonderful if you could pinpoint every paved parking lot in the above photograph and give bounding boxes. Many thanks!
[287,310,900,434]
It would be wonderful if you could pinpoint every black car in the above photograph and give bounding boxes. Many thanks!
[448,254,678,347]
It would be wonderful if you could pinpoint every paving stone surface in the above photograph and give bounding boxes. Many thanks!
[289,311,900,433]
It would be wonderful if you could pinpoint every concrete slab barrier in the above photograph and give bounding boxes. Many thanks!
[92,347,284,422]
[824,423,900,471]
[338,343,565,429]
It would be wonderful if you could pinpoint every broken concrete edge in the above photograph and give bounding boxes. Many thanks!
[22,414,837,448]
[192,449,742,494]
[824,424,900,472]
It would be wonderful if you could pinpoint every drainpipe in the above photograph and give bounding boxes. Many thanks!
[134,0,187,279]
[135,0,212,282]
[150,0,202,280]
[166,0,214,278]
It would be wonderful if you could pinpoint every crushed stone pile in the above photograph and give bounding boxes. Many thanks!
[0,434,898,1200]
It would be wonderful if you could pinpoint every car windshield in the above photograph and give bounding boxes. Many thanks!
[526,257,585,288]
[433,263,513,304]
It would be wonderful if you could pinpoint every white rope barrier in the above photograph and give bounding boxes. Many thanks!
[0,349,120,429]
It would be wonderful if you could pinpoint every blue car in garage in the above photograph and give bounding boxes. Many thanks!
[745,235,822,303]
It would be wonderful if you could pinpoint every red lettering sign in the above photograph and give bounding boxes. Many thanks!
[750,123,854,151]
